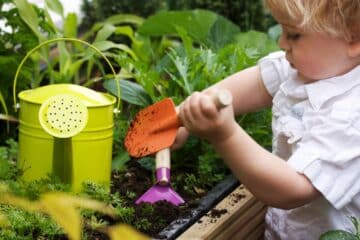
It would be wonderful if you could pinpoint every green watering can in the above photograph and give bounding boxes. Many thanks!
[13,38,121,192]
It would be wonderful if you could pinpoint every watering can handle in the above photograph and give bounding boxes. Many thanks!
[12,37,121,113]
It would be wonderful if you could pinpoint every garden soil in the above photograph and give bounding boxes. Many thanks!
[110,160,201,238]
[54,160,234,239]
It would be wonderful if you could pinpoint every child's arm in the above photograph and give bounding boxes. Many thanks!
[211,125,320,209]
[177,66,320,209]
[204,65,273,115]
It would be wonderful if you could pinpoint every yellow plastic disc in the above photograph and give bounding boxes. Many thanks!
[39,94,88,138]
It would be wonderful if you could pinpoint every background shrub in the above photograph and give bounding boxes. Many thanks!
[81,0,275,32]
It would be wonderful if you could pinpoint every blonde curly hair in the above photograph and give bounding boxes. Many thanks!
[264,0,360,42]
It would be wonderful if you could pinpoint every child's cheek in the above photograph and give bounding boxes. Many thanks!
[295,61,326,81]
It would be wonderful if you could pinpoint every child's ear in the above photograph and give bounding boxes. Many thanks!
[348,40,360,58]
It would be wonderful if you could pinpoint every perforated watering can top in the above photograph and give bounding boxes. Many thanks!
[19,84,116,138]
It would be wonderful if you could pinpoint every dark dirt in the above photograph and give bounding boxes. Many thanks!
[48,158,236,239]
[208,208,228,218]
[110,160,203,237]
[72,160,230,239]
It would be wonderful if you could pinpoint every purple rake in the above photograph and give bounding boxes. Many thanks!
[135,148,184,206]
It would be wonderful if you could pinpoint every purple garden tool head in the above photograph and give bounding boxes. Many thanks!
[135,148,184,206]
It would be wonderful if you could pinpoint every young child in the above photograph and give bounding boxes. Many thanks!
[173,0,360,239]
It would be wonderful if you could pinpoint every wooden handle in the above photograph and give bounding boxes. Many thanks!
[210,88,233,109]
[155,148,171,184]
[175,88,232,114]
[155,148,170,168]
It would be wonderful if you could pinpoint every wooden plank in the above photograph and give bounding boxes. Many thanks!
[213,202,266,240]
[230,207,267,240]
[245,222,265,240]
[178,185,266,240]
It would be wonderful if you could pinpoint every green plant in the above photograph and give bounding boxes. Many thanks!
[100,10,276,195]
[320,217,360,240]
[0,185,149,240]
[167,0,276,32]
[80,0,166,30]
[134,219,152,232]
[116,207,135,224]
[0,139,19,180]
[0,205,62,239]
[81,0,275,32]
[0,0,56,140]
[0,1,79,139]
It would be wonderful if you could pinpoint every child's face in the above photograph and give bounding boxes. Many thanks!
[278,23,359,83]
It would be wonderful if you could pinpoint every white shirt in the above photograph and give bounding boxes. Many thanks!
[258,51,360,240]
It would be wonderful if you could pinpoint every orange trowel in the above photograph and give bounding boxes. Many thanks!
[124,89,233,158]
[125,89,232,206]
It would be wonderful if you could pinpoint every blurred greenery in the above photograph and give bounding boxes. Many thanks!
[81,0,275,32]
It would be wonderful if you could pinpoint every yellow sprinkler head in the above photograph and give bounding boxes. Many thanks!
[38,94,88,138]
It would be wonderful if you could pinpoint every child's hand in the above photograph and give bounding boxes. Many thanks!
[170,127,190,150]
[178,91,237,143]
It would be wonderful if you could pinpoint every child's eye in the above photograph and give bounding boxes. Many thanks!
[286,33,301,40]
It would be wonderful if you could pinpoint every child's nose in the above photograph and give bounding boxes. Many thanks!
[278,34,290,51]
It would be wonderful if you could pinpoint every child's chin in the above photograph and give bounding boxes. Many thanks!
[297,73,318,83]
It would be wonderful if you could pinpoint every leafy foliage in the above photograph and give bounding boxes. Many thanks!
[99,10,276,192]
[0,139,19,180]
[81,0,275,32]
[0,175,148,239]
[320,217,360,240]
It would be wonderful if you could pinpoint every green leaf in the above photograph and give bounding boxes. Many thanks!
[207,14,241,50]
[137,157,155,172]
[57,42,72,82]
[105,14,144,26]
[68,59,86,82]
[350,217,360,238]
[45,0,64,17]
[63,13,78,38]
[114,26,136,42]
[91,41,138,60]
[104,79,151,107]
[82,14,144,40]
[319,230,357,240]
[235,30,279,57]
[13,0,43,40]
[95,24,116,42]
[138,10,240,49]
[0,91,10,131]
[139,10,215,40]
[112,152,130,171]
[0,91,8,116]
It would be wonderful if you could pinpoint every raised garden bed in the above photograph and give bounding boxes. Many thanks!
[178,185,266,240]
[112,160,266,239]
[111,160,237,238]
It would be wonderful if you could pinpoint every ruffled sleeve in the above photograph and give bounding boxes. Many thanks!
[258,51,290,96]
[288,108,360,209]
